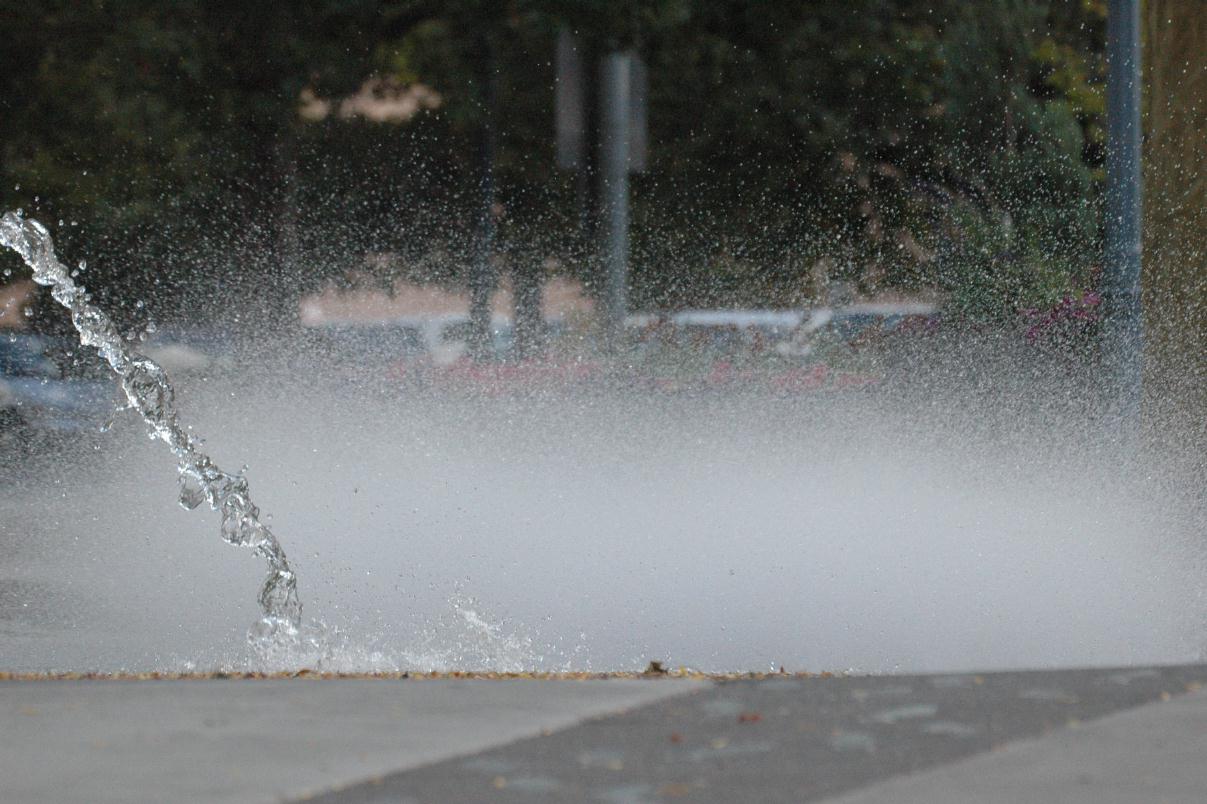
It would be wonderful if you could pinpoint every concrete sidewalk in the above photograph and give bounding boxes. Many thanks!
[4,664,1207,803]
[828,685,1207,804]
[0,677,706,803]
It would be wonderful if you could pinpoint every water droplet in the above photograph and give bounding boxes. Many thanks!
[178,474,206,510]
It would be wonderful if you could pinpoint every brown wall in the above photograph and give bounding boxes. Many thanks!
[1143,0,1207,455]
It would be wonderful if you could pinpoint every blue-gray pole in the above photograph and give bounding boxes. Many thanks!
[468,36,498,362]
[598,53,631,353]
[1103,0,1144,425]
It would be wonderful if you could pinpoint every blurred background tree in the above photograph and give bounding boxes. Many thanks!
[0,0,1108,327]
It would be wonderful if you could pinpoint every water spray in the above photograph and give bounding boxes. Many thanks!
[0,211,302,647]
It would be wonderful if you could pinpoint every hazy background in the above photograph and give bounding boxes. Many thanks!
[0,1,1112,318]
[0,1,1204,673]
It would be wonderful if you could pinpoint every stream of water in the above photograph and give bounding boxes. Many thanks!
[0,211,302,652]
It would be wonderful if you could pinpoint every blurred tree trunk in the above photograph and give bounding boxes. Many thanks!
[512,259,544,360]
[272,123,303,332]
[1142,0,1207,459]
[275,125,301,288]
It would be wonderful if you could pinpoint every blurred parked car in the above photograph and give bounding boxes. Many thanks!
[0,333,112,438]
[627,310,802,353]
[431,315,515,364]
[141,328,237,376]
[301,319,431,387]
[775,303,940,360]
[419,316,607,393]
[621,309,803,390]
[669,309,805,344]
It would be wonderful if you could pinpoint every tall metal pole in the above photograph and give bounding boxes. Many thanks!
[598,53,631,353]
[1103,0,1144,426]
[468,36,498,362]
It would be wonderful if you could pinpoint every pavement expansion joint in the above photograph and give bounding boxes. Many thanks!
[5,664,1207,803]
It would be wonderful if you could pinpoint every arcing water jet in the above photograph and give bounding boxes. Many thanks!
[0,211,302,648]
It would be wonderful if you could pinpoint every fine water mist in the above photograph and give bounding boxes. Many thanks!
[1,322,1202,674]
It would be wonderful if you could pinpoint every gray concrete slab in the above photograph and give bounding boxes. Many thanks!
[311,665,1207,803]
[0,678,706,804]
[823,687,1207,804]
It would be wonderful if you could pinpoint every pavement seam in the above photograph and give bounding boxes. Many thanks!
[290,680,715,803]
[296,664,1207,803]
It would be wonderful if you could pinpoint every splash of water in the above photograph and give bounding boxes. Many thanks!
[0,211,301,646]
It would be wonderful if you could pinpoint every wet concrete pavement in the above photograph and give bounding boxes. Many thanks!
[5,664,1207,803]
[303,664,1207,803]
[0,677,706,804]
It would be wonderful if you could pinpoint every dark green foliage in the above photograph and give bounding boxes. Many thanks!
[0,0,1107,325]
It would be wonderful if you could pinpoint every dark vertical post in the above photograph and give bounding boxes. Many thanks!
[468,36,498,362]
[555,30,599,295]
[512,258,544,360]
[274,127,301,279]
[598,53,631,353]
[1103,0,1144,425]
